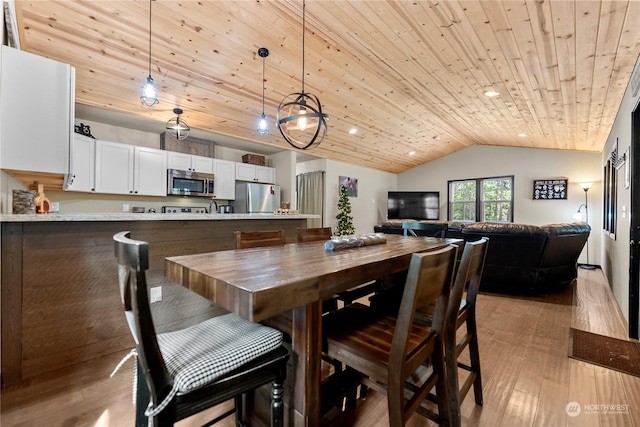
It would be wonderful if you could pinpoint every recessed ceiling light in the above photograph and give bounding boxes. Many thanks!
[408,151,416,156]
[349,128,358,135]
[484,90,500,97]
[517,133,527,137]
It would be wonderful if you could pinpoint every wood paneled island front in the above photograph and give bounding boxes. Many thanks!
[0,213,313,388]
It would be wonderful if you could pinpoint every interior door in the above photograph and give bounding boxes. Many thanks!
[629,100,640,339]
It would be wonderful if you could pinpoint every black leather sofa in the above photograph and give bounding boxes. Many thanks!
[374,220,591,294]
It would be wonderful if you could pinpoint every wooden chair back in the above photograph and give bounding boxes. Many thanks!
[114,231,290,426]
[297,227,332,242]
[443,237,489,425]
[461,237,489,308]
[113,231,172,410]
[235,229,286,249]
[448,237,489,323]
[402,221,448,237]
[388,244,458,424]
[324,244,458,425]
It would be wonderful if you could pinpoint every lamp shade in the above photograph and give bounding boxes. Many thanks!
[257,113,269,135]
[578,182,593,191]
[141,75,158,107]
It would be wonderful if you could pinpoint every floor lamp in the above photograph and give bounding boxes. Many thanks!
[574,182,596,269]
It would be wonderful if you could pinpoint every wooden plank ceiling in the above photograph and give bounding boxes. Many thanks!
[13,0,640,174]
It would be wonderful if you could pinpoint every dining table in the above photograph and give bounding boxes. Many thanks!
[165,233,455,427]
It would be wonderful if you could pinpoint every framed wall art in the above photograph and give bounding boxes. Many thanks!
[533,178,568,200]
[339,176,358,197]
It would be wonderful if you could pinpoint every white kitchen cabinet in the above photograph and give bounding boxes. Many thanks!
[135,146,168,196]
[255,165,276,183]
[64,134,95,192]
[95,140,134,195]
[235,162,275,183]
[0,46,75,174]
[167,151,213,174]
[213,159,236,200]
[95,140,167,196]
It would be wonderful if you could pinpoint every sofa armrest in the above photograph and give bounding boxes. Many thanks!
[536,222,591,289]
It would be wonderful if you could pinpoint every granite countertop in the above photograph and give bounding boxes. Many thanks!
[0,213,319,222]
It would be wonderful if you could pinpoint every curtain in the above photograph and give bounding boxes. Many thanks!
[297,171,324,228]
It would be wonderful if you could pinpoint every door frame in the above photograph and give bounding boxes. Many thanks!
[629,96,640,339]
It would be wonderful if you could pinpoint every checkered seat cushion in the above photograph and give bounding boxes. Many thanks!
[148,312,283,417]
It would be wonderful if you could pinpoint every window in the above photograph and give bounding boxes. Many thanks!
[448,176,514,222]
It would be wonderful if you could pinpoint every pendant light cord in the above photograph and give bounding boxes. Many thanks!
[301,0,305,94]
[262,55,266,113]
[148,0,152,76]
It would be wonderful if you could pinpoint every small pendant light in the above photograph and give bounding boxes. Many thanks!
[166,108,190,140]
[276,0,328,150]
[257,47,269,135]
[140,0,158,107]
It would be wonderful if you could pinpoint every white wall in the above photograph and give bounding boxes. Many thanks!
[399,145,602,265]
[76,119,158,148]
[600,54,640,328]
[297,158,398,234]
[271,151,296,208]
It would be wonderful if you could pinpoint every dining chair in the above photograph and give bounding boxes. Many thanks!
[296,227,341,313]
[296,226,382,309]
[324,245,458,426]
[113,231,289,427]
[443,237,489,415]
[402,221,448,237]
[297,226,332,242]
[235,229,286,249]
[367,238,488,426]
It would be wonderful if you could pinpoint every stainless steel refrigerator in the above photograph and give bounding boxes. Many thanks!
[233,183,281,213]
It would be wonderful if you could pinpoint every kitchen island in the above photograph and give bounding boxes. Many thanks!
[0,213,316,387]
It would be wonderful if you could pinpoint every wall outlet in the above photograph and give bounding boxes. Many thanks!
[122,203,130,212]
[50,202,60,213]
[150,286,162,303]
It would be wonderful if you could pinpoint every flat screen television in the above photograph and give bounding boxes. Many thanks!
[387,191,440,220]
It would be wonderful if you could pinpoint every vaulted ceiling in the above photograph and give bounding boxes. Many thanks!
[12,0,640,174]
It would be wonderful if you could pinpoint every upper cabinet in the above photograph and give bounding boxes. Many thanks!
[213,159,236,200]
[235,163,275,184]
[94,140,167,196]
[135,146,168,196]
[0,46,75,174]
[167,151,214,174]
[65,134,95,192]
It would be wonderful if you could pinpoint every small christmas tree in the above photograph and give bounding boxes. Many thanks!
[336,184,355,235]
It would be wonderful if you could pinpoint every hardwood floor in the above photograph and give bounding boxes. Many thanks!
[2,268,639,427]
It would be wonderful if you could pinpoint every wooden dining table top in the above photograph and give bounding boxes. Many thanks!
[165,234,453,322]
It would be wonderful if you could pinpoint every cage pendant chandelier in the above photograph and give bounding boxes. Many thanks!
[166,108,190,140]
[276,0,328,150]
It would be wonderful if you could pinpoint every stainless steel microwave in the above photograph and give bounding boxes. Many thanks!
[167,169,215,197]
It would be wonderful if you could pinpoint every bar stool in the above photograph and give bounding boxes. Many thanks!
[324,245,458,426]
[235,229,286,248]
